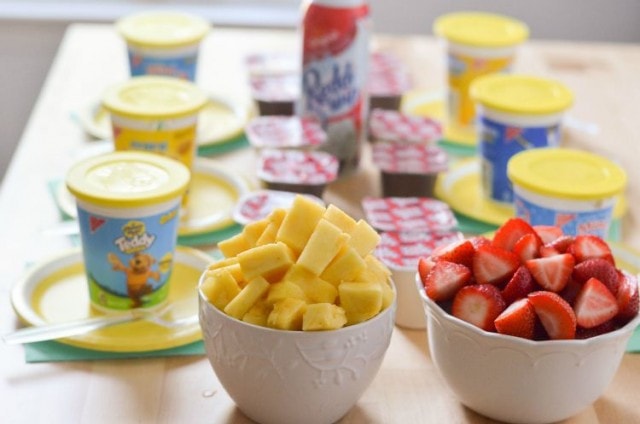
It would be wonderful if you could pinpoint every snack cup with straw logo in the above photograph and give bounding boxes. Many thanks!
[102,76,207,206]
[433,12,529,140]
[116,10,210,81]
[471,74,574,203]
[507,147,627,239]
[66,151,190,311]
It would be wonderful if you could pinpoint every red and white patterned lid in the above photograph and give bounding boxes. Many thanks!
[372,142,449,174]
[245,52,299,77]
[367,51,412,96]
[249,74,299,102]
[258,149,339,185]
[374,230,463,270]
[232,190,325,225]
[362,196,457,232]
[369,108,442,143]
[246,116,327,149]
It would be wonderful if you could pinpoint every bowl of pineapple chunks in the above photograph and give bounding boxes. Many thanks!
[198,195,397,424]
[416,218,640,424]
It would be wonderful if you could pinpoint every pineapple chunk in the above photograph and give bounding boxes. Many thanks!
[206,263,246,287]
[378,278,395,310]
[302,303,347,331]
[284,264,338,304]
[242,219,269,246]
[255,208,288,246]
[267,298,307,330]
[200,269,242,310]
[266,281,307,305]
[323,204,357,233]
[224,276,270,320]
[297,219,350,275]
[348,219,380,257]
[320,246,366,286]
[339,281,383,325]
[276,195,326,255]
[237,241,295,282]
[207,256,238,271]
[242,299,272,327]
[218,233,252,258]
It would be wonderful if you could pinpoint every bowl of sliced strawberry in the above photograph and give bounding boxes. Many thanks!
[416,218,640,424]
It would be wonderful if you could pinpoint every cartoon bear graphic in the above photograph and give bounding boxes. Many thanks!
[108,252,161,308]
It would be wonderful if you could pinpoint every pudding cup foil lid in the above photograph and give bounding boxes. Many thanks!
[368,52,412,96]
[369,108,442,143]
[375,230,463,270]
[257,149,339,185]
[246,116,327,149]
[245,52,299,77]
[372,142,449,174]
[232,190,325,225]
[362,196,457,232]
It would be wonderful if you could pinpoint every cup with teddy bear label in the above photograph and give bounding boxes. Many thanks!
[66,151,190,311]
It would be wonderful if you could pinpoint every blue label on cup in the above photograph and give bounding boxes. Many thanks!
[128,50,198,81]
[479,117,561,203]
[77,205,181,310]
[514,195,612,239]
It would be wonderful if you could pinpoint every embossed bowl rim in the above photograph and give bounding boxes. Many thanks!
[415,272,640,349]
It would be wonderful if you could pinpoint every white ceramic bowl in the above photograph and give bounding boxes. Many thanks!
[199,276,397,424]
[415,275,640,424]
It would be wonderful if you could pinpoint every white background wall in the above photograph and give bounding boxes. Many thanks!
[2,0,640,184]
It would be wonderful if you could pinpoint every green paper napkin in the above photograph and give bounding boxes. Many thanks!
[24,340,205,363]
[626,328,640,352]
[197,133,249,156]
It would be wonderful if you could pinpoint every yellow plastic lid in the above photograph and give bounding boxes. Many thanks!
[102,76,208,120]
[116,11,210,48]
[433,12,529,48]
[471,74,574,115]
[507,148,627,200]
[66,151,190,208]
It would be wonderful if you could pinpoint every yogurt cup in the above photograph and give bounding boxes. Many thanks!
[245,52,300,116]
[507,148,627,239]
[375,230,462,329]
[372,142,449,198]
[102,76,207,204]
[433,12,529,138]
[471,74,574,203]
[257,148,339,198]
[361,196,457,233]
[116,10,210,81]
[368,108,442,144]
[66,151,191,311]
[368,51,412,111]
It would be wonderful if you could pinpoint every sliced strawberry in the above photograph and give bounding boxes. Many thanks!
[559,277,582,306]
[501,266,537,304]
[528,291,577,340]
[576,320,616,339]
[418,257,436,282]
[539,245,561,257]
[615,270,639,325]
[494,298,536,339]
[533,225,563,244]
[431,239,475,268]
[513,233,542,263]
[423,260,472,302]
[525,253,575,292]
[472,245,520,286]
[493,218,539,252]
[452,284,506,332]
[468,235,492,250]
[572,258,619,295]
[567,235,615,265]
[545,235,575,254]
[574,277,619,329]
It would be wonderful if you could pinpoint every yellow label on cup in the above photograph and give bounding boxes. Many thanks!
[447,53,512,129]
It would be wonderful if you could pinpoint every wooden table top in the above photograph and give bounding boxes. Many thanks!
[1,24,640,423]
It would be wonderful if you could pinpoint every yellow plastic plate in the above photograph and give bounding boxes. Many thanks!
[73,93,251,149]
[10,246,212,352]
